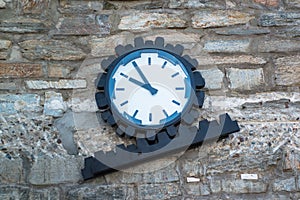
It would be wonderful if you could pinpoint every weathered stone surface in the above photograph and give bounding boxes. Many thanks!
[258,12,300,27]
[254,0,279,6]
[0,94,41,114]
[0,18,48,33]
[25,80,87,90]
[0,82,17,90]
[169,0,226,9]
[204,40,251,53]
[210,179,222,193]
[0,51,8,59]
[91,32,134,57]
[54,15,110,36]
[0,39,11,50]
[0,186,60,200]
[0,63,43,78]
[274,55,300,86]
[192,11,254,28]
[0,158,24,184]
[286,0,300,8]
[198,68,224,90]
[226,68,265,90]
[29,156,83,185]
[222,180,267,194]
[58,0,103,14]
[196,55,267,65]
[0,0,6,8]
[18,0,50,14]
[258,39,300,52]
[19,40,86,61]
[44,91,67,117]
[67,185,135,200]
[273,177,296,192]
[138,183,181,200]
[275,26,300,38]
[215,27,270,35]
[118,12,187,31]
[48,64,73,78]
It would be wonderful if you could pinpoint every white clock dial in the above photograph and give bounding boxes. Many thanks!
[108,49,192,127]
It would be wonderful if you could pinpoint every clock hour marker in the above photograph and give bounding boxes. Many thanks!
[175,87,184,90]
[172,100,181,106]
[171,72,180,78]
[148,57,151,65]
[116,88,125,91]
[162,61,167,69]
[162,109,169,117]
[149,113,152,122]
[120,100,128,107]
[133,110,139,118]
[120,73,128,78]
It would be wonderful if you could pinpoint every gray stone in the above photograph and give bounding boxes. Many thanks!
[286,0,300,8]
[28,156,83,185]
[274,55,300,86]
[226,68,265,90]
[204,40,251,53]
[258,39,300,53]
[53,15,110,36]
[44,91,67,117]
[67,185,135,200]
[0,0,6,8]
[215,28,270,35]
[18,0,50,14]
[275,26,300,38]
[141,163,179,183]
[199,68,224,90]
[25,80,87,90]
[169,0,226,9]
[0,18,48,33]
[273,177,296,192]
[0,51,8,59]
[0,186,60,200]
[0,82,17,90]
[196,55,267,66]
[54,111,78,155]
[0,39,11,50]
[210,179,222,193]
[258,12,300,27]
[222,179,267,194]
[0,94,41,114]
[192,10,254,28]
[58,1,103,14]
[118,12,187,31]
[0,157,24,183]
[19,40,86,61]
[48,63,73,78]
[138,183,181,200]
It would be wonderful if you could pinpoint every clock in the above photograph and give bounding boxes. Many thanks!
[96,37,205,138]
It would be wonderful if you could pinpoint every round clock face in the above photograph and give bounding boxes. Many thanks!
[107,49,193,129]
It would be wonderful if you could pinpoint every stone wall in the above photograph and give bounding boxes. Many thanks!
[0,0,299,199]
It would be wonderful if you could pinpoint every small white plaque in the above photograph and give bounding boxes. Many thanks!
[187,177,200,183]
[241,174,258,180]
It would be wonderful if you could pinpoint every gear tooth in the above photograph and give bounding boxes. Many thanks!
[183,55,197,71]
[166,125,177,137]
[115,45,126,56]
[174,44,184,55]
[155,37,164,47]
[134,37,144,47]
[95,92,109,109]
[146,130,156,142]
[195,91,205,108]
[125,126,136,137]
[125,44,134,52]
[165,44,175,52]
[145,40,154,46]
[101,59,111,71]
[116,127,125,137]
[137,138,150,153]
[96,73,107,90]
[193,71,205,89]
[182,113,194,125]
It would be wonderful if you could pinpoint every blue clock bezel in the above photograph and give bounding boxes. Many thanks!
[105,48,196,131]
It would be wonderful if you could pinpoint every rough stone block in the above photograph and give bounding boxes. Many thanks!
[226,68,265,90]
[196,55,267,65]
[258,39,300,52]
[54,15,110,36]
[138,183,181,200]
[169,0,226,9]
[0,0,6,8]
[222,179,267,194]
[0,39,11,50]
[199,68,224,90]
[273,177,296,192]
[0,82,17,90]
[210,179,222,193]
[25,80,87,90]
[67,185,135,200]
[48,64,73,78]
[192,10,254,28]
[44,91,67,117]
[0,18,48,33]
[0,51,8,60]
[254,0,279,6]
[274,55,300,86]
[58,0,103,14]
[286,0,300,8]
[0,94,41,114]
[0,63,43,78]
[258,12,300,27]
[18,0,50,14]
[215,27,270,35]
[0,158,25,184]
[28,156,83,185]
[204,40,251,53]
[118,12,187,31]
[19,40,86,61]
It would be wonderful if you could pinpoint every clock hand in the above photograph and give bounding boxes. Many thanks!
[128,77,158,95]
[132,61,157,93]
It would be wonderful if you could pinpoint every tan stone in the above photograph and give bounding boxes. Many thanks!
[48,64,73,78]
[254,0,279,6]
[196,55,267,66]
[0,63,43,78]
[0,39,12,50]
[274,55,300,86]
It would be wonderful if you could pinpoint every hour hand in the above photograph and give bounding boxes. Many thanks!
[128,77,158,95]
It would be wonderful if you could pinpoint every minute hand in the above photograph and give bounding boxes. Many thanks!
[132,61,157,94]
